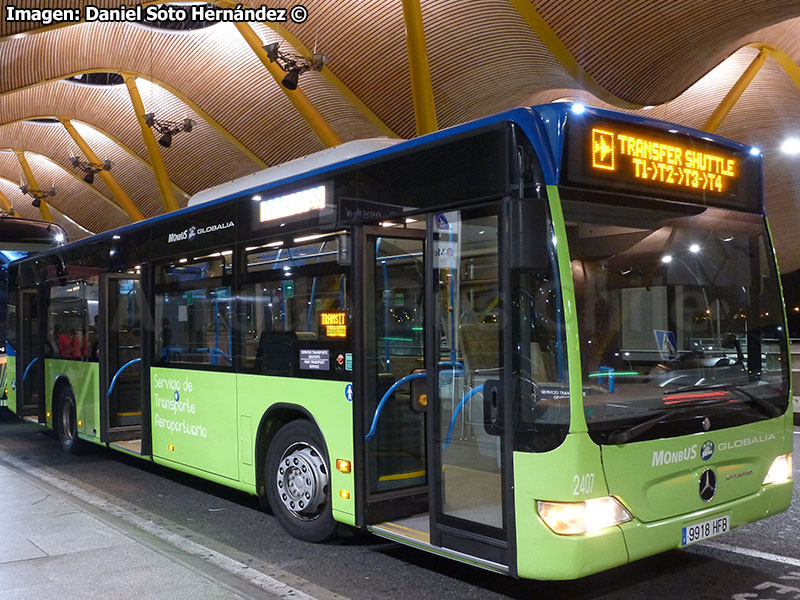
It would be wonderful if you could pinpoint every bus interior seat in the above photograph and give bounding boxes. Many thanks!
[457,320,501,461]
[458,321,500,386]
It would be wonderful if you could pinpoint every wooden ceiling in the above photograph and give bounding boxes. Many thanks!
[3,1,800,270]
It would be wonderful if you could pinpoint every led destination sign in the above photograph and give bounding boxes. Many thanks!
[562,114,761,212]
[591,128,736,193]
[259,184,327,223]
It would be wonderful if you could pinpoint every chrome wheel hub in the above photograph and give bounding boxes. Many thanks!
[276,442,328,520]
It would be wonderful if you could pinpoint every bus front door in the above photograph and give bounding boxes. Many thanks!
[362,227,428,523]
[101,274,144,453]
[363,207,510,569]
[16,288,45,422]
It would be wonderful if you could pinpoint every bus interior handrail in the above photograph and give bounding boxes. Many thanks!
[22,356,39,383]
[107,358,141,397]
[364,361,467,441]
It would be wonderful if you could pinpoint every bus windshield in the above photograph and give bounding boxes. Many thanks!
[563,198,789,444]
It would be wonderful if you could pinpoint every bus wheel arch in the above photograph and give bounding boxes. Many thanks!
[258,407,337,542]
[52,377,80,454]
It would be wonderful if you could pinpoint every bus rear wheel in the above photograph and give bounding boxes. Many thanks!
[56,390,80,454]
[265,420,337,542]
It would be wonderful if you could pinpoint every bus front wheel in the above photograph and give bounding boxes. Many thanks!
[56,389,80,454]
[265,420,337,542]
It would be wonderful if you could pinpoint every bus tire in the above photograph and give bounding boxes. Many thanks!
[265,420,337,543]
[56,389,80,454]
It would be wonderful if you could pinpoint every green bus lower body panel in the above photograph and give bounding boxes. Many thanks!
[150,368,356,523]
[45,360,100,440]
[153,455,257,495]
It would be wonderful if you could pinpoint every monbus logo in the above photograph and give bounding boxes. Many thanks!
[168,230,189,243]
[700,441,714,461]
[167,221,234,243]
[652,444,697,467]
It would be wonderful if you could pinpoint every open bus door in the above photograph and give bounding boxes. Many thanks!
[361,204,513,571]
[15,287,45,422]
[100,273,146,454]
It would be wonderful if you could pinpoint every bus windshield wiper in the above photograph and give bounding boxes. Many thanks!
[607,397,730,445]
[662,382,782,418]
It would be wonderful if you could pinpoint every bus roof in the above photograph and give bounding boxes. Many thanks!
[27,103,760,255]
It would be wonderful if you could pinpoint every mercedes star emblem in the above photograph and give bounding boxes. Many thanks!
[699,469,717,502]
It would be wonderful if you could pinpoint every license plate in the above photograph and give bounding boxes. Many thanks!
[681,515,730,546]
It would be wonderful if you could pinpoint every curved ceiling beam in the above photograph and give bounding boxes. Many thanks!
[0,188,16,215]
[0,115,189,199]
[703,42,800,133]
[400,0,438,136]
[14,150,54,222]
[752,42,800,91]
[5,148,130,224]
[60,117,145,221]
[505,0,643,110]
[704,48,772,133]
[123,73,178,213]
[1,1,402,140]
[233,23,343,148]
[253,20,401,139]
[0,68,268,170]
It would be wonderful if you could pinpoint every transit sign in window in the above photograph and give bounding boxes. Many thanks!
[320,311,347,338]
[562,113,761,212]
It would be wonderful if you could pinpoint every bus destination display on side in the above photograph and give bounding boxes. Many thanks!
[561,113,762,212]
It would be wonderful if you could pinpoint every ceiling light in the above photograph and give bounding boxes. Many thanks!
[749,147,761,156]
[69,156,113,185]
[781,138,800,155]
[571,103,585,114]
[262,41,328,90]
[689,244,700,253]
[19,184,57,208]
[141,113,196,148]
[661,255,673,264]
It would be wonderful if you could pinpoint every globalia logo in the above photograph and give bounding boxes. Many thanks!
[188,226,196,240]
[701,441,714,461]
[174,391,180,401]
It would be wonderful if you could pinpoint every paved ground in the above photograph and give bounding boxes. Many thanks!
[0,409,797,600]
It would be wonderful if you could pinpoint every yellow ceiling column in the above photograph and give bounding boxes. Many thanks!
[506,0,641,109]
[14,150,54,221]
[0,189,16,215]
[59,118,145,222]
[704,48,772,134]
[401,0,437,136]
[122,73,179,213]
[234,22,343,148]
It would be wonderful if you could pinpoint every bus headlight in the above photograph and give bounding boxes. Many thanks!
[763,454,792,486]
[537,497,633,535]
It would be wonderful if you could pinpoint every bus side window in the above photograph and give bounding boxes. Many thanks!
[241,238,351,377]
[48,278,96,361]
[154,252,233,368]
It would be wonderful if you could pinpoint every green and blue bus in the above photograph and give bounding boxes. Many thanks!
[6,104,792,580]
[0,216,66,407]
